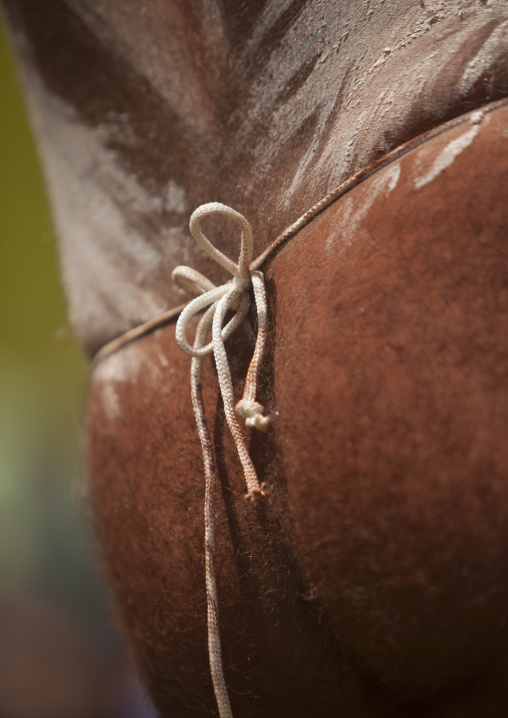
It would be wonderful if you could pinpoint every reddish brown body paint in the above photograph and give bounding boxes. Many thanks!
[89,106,508,716]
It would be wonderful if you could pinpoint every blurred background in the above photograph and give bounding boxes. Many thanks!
[0,21,155,718]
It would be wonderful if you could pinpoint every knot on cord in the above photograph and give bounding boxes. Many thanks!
[236,399,270,432]
[172,202,270,501]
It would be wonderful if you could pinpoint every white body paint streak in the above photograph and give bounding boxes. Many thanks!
[314,10,498,189]
[414,125,479,190]
[93,340,170,419]
[326,162,401,250]
[71,0,222,139]
[93,342,143,383]
[93,346,142,421]
[238,1,507,207]
[14,49,185,349]
[459,19,508,93]
[165,180,188,214]
[99,383,121,422]
[244,0,297,51]
[157,349,169,368]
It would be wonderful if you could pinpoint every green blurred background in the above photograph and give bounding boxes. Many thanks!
[0,22,92,610]
[0,21,157,718]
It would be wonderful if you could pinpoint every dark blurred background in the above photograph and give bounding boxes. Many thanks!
[0,21,155,718]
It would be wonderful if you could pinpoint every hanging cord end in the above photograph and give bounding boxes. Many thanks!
[235,399,271,432]
[244,483,267,505]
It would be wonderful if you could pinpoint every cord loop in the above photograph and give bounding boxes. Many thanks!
[172,202,271,492]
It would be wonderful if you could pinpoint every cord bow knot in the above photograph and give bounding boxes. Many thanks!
[172,202,270,501]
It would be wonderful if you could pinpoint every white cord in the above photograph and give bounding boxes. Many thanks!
[172,203,270,718]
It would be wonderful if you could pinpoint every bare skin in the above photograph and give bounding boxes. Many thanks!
[3,1,508,715]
